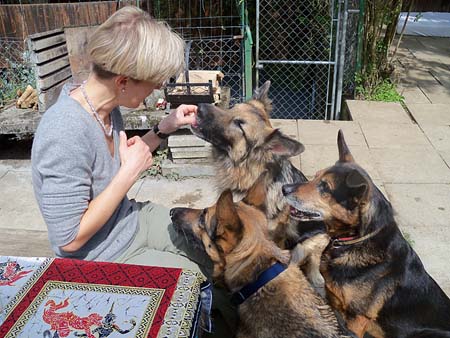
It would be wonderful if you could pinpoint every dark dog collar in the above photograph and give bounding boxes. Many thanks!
[332,226,384,247]
[230,262,286,305]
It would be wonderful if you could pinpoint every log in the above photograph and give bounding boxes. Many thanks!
[16,85,35,107]
[21,92,38,108]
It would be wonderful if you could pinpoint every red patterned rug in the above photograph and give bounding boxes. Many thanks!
[0,256,205,338]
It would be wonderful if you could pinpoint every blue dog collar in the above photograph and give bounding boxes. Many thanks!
[230,262,287,305]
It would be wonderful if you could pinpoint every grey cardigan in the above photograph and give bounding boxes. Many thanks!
[31,84,138,261]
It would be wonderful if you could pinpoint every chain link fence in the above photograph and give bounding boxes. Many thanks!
[257,0,336,119]
[257,0,359,119]
[151,0,246,106]
[0,38,35,108]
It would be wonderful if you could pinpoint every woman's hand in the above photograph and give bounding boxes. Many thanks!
[158,104,198,134]
[119,131,153,181]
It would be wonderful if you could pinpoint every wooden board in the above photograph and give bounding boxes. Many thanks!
[36,56,70,78]
[0,104,166,135]
[28,29,65,51]
[65,26,97,84]
[38,66,72,91]
[38,78,72,112]
[0,2,135,40]
[27,30,73,113]
[0,106,40,135]
[32,45,68,65]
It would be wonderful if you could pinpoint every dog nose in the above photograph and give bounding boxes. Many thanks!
[169,208,178,218]
[282,183,300,196]
[170,207,187,220]
[197,103,207,118]
[197,103,215,118]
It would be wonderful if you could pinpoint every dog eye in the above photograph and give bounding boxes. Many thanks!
[233,119,245,127]
[199,209,207,227]
[319,180,331,193]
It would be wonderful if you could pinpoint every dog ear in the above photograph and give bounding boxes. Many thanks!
[346,169,368,199]
[243,171,268,211]
[216,190,242,233]
[264,129,305,157]
[251,81,272,115]
[337,129,355,163]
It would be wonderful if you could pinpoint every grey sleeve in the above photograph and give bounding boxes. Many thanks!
[34,124,94,248]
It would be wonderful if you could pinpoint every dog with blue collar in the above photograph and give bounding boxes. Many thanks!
[171,188,353,338]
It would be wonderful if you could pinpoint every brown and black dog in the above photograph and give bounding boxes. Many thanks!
[282,130,450,338]
[190,81,327,287]
[170,185,351,338]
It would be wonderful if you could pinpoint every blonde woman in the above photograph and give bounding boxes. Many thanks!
[32,8,238,335]
[32,5,201,265]
[30,8,240,336]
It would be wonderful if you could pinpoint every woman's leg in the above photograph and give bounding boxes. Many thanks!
[116,201,212,276]
[115,201,238,338]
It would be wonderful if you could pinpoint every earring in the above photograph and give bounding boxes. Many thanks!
[121,88,126,93]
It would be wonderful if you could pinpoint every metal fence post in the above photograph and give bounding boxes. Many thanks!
[241,0,253,100]
[255,0,261,87]
[355,0,365,75]
[335,0,349,120]
[330,0,343,120]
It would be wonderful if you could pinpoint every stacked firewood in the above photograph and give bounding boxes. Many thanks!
[16,85,38,110]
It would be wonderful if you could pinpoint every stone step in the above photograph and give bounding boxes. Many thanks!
[345,100,413,124]
[168,135,211,148]
[161,159,214,177]
[168,132,210,148]
[172,158,213,164]
[170,147,212,159]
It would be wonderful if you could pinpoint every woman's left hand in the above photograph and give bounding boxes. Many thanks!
[158,104,198,134]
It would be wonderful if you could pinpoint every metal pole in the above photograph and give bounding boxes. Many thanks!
[255,0,260,87]
[355,0,365,75]
[185,40,192,95]
[242,0,253,100]
[330,0,342,120]
[258,60,335,65]
[325,0,336,120]
[335,0,348,120]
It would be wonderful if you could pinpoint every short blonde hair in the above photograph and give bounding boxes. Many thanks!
[88,6,185,84]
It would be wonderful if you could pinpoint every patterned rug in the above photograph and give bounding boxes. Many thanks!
[0,256,207,338]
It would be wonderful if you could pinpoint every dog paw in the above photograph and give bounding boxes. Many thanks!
[290,243,307,265]
[308,268,325,289]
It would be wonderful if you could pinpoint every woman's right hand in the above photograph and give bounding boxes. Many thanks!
[118,131,153,181]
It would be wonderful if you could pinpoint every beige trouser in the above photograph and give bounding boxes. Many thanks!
[115,201,238,337]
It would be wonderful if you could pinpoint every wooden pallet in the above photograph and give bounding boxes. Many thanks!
[27,28,72,113]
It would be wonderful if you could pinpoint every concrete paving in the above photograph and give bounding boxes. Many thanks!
[1,99,450,296]
[3,34,450,293]
[395,35,450,105]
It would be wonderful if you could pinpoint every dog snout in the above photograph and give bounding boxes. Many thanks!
[197,103,211,119]
[282,183,302,196]
[170,207,188,221]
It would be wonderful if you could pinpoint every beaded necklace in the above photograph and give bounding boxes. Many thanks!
[80,81,113,137]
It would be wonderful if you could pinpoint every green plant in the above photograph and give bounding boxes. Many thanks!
[356,77,403,102]
[0,50,36,107]
[141,148,180,180]
[359,0,406,94]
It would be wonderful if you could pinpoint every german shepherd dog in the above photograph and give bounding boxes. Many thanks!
[190,81,327,287]
[282,130,450,338]
[170,183,351,338]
